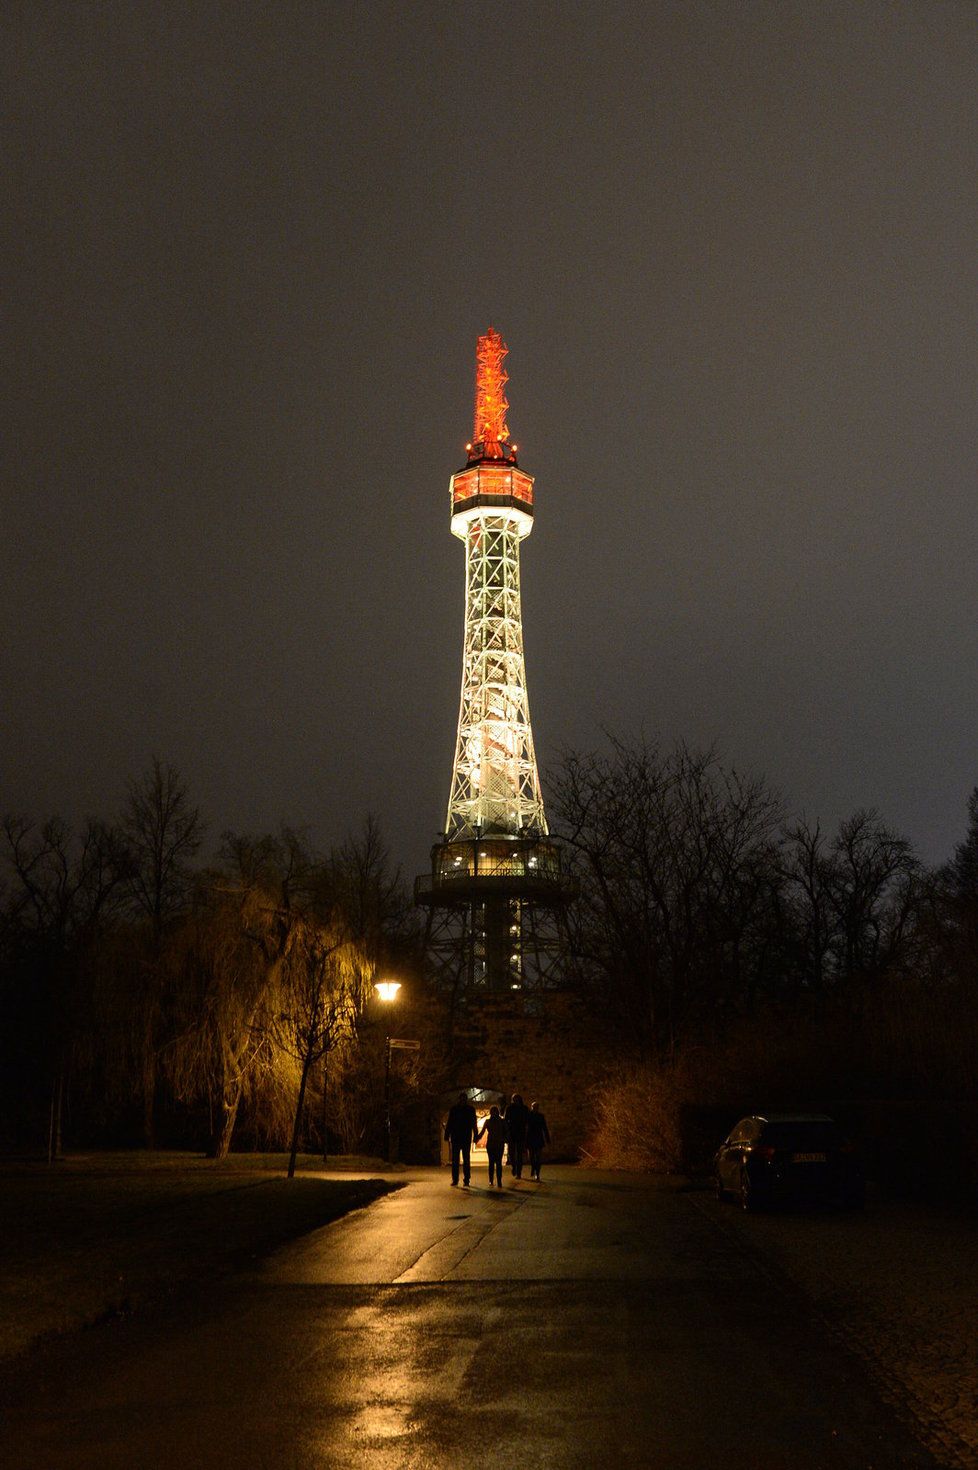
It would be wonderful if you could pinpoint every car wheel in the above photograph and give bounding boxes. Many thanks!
[715,1173,726,1203]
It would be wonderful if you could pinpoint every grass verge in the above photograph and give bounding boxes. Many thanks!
[0,1150,398,1363]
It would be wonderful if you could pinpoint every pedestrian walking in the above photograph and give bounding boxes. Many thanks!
[476,1104,506,1188]
[444,1091,478,1187]
[504,1093,530,1179]
[526,1101,551,1181]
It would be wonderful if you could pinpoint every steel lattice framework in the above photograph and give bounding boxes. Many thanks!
[446,510,547,837]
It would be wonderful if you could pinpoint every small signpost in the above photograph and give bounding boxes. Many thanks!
[385,1038,421,1161]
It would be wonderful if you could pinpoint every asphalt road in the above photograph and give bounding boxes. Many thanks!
[0,1167,941,1469]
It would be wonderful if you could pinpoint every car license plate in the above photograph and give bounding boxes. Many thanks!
[792,1152,826,1163]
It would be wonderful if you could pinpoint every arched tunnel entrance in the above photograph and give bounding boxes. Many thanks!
[438,1086,506,1168]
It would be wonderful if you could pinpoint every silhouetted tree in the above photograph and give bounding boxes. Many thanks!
[120,759,205,1144]
[123,758,204,942]
[780,810,921,1001]
[920,788,978,990]
[1,814,130,1157]
[779,820,837,1002]
[329,813,417,979]
[825,809,920,987]
[550,739,784,1055]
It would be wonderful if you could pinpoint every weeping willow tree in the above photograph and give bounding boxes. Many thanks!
[162,884,288,1158]
[160,830,381,1164]
[269,917,370,1176]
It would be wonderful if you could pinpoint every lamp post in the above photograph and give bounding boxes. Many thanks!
[374,981,401,1163]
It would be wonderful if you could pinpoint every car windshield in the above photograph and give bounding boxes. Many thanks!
[760,1121,837,1150]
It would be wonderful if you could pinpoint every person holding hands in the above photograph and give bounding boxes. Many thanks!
[476,1104,506,1188]
[444,1091,478,1187]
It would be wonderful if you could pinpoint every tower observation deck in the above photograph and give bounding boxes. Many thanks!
[416,328,573,994]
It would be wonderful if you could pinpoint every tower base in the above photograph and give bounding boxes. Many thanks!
[415,836,575,1000]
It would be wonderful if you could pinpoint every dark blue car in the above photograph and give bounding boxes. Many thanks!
[714,1113,865,1212]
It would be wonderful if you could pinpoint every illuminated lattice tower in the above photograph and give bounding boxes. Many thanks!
[416,328,572,996]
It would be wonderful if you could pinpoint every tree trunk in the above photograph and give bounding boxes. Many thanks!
[321,1050,329,1167]
[208,1092,240,1160]
[288,1050,313,1179]
[47,1070,64,1165]
[141,959,160,1149]
[142,1048,156,1149]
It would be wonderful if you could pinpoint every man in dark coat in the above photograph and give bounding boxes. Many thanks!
[526,1100,551,1181]
[444,1091,478,1187]
[504,1093,530,1179]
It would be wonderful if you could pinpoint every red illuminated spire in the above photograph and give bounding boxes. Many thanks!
[473,326,510,458]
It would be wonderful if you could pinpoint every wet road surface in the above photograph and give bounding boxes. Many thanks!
[0,1167,941,1468]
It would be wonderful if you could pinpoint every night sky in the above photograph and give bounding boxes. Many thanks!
[4,1,977,878]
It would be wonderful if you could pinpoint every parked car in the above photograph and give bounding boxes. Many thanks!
[714,1113,865,1211]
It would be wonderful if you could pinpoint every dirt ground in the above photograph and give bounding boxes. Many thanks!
[693,1185,978,1469]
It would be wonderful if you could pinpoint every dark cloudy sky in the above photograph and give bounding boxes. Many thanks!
[3,0,977,875]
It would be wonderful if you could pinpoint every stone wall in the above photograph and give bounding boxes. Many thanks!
[442,991,620,1161]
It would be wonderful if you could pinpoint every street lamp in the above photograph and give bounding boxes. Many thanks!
[373,981,420,1164]
[374,980,401,1163]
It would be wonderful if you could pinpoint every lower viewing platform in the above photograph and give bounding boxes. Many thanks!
[415,835,576,907]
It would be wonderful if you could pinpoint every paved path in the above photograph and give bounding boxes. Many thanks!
[0,1167,941,1468]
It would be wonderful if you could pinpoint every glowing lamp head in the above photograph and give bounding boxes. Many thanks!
[374,980,402,1003]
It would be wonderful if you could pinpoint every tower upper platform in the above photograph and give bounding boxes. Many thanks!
[450,460,534,538]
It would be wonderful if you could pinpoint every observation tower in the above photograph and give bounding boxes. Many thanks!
[416,328,572,994]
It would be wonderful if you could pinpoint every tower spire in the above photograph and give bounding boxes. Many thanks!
[473,325,510,458]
